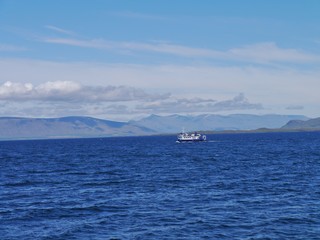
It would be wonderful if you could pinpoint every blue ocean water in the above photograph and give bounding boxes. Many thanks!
[1,132,320,239]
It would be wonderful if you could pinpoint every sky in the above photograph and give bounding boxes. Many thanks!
[0,0,320,121]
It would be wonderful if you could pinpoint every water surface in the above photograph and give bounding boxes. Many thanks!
[1,132,319,239]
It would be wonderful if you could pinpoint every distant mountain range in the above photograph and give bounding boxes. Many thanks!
[0,114,312,140]
[281,117,320,130]
[131,114,309,133]
[0,116,154,140]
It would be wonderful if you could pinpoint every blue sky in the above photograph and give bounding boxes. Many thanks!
[0,0,320,120]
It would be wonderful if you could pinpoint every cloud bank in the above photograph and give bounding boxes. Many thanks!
[0,81,263,118]
[0,81,170,102]
[137,93,263,114]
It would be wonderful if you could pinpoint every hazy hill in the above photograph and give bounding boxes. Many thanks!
[0,116,155,140]
[0,114,312,140]
[281,117,320,130]
[131,114,309,133]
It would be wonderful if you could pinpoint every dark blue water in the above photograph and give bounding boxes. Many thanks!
[1,132,320,239]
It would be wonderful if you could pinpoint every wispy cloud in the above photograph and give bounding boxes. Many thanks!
[228,42,317,63]
[0,81,170,102]
[43,37,225,57]
[110,11,168,20]
[0,44,27,52]
[42,36,319,64]
[286,105,304,110]
[45,25,75,36]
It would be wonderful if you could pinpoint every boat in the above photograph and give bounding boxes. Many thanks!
[177,131,206,142]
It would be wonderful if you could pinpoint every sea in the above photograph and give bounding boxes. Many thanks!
[1,132,320,240]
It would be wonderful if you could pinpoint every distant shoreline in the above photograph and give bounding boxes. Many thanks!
[1,128,319,142]
[151,128,320,137]
[200,128,320,135]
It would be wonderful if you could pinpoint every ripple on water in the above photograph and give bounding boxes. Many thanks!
[1,133,320,239]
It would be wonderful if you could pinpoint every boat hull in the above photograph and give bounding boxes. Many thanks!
[177,132,206,142]
[177,139,205,142]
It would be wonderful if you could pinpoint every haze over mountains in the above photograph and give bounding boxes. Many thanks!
[0,114,312,140]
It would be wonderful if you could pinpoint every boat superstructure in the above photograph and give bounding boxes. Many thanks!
[177,131,206,142]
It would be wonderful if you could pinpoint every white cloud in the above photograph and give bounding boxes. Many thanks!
[0,81,170,102]
[136,93,263,114]
[212,93,263,110]
[1,58,320,118]
[0,92,263,120]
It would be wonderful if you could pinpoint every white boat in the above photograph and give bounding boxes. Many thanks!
[177,131,206,142]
